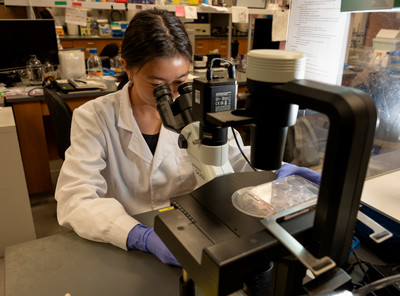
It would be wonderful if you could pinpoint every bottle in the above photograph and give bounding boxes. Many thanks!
[43,60,56,81]
[112,54,123,73]
[26,55,44,85]
[87,48,103,77]
[381,52,390,68]
[372,52,383,70]
[389,44,400,72]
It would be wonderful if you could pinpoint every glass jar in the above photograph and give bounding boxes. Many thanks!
[26,55,44,85]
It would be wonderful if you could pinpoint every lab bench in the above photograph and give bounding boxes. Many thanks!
[4,168,399,296]
[4,211,195,296]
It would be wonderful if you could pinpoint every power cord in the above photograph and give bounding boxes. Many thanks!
[27,87,43,97]
[231,126,256,172]
[351,246,371,284]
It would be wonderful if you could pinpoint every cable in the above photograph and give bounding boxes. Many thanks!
[27,87,43,96]
[351,246,371,283]
[353,274,400,296]
[231,126,256,172]
[206,58,236,80]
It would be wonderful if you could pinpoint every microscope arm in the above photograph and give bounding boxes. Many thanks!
[180,122,234,187]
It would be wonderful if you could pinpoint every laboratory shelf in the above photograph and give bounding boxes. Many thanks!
[4,0,277,14]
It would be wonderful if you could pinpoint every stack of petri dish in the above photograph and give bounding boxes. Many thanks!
[246,49,306,83]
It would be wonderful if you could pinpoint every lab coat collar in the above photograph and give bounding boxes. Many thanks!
[117,83,135,132]
[117,83,179,169]
[152,126,179,172]
[117,83,153,163]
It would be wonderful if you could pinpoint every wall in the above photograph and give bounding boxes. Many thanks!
[0,4,27,19]
[364,12,400,47]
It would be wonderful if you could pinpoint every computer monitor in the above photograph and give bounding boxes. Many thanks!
[0,19,59,72]
[252,18,280,50]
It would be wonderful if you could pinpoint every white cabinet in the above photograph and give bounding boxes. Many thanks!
[0,107,36,256]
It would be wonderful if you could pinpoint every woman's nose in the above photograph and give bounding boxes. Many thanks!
[171,87,179,99]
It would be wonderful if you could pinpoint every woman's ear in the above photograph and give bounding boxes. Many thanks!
[120,58,130,80]
[120,57,128,70]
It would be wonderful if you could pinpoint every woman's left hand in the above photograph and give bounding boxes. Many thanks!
[275,163,321,185]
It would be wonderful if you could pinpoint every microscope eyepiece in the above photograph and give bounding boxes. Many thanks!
[153,85,172,103]
[178,82,193,96]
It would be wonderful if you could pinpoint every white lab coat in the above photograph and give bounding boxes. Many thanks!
[55,83,252,250]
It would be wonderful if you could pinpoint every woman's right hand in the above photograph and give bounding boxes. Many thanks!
[127,224,181,267]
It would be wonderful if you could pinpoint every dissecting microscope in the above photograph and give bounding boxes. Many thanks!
[152,54,378,296]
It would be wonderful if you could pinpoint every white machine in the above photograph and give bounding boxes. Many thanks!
[0,107,36,256]
[153,59,238,187]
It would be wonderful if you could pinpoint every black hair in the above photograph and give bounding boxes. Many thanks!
[121,9,192,72]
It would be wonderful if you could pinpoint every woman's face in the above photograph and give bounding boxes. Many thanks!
[126,55,190,108]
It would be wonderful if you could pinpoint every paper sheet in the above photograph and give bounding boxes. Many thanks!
[65,8,87,26]
[286,0,350,85]
[184,6,198,19]
[272,9,289,41]
[232,7,249,23]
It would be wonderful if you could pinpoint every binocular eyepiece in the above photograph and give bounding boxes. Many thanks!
[153,82,194,133]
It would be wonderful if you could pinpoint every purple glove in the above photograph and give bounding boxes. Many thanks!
[127,224,180,267]
[275,163,321,185]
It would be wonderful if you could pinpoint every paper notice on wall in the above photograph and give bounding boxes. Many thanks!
[272,9,289,41]
[175,6,185,17]
[65,8,87,26]
[185,6,198,19]
[286,0,350,85]
[232,7,249,23]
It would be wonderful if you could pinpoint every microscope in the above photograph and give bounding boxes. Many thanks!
[153,53,378,296]
[153,58,238,187]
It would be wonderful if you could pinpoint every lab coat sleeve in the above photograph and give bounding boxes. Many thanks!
[55,105,138,251]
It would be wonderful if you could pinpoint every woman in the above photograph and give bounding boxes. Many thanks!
[55,9,319,267]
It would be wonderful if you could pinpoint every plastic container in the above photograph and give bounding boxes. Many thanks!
[97,19,111,37]
[43,60,57,81]
[87,48,103,77]
[58,49,86,79]
[247,50,306,83]
[231,175,319,218]
[111,55,123,73]
[372,51,383,69]
[381,52,390,68]
[120,21,128,37]
[26,55,44,85]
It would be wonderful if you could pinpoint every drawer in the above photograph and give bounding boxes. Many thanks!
[60,40,74,48]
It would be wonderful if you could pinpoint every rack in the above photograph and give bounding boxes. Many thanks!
[4,0,279,59]
[4,0,276,14]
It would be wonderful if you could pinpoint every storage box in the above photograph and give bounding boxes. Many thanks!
[184,23,211,36]
[372,37,400,52]
[55,25,64,37]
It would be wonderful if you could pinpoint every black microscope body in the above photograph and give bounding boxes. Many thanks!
[153,73,377,295]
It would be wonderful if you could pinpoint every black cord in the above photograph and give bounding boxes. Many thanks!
[28,87,44,96]
[351,246,371,284]
[206,58,236,80]
[231,126,256,172]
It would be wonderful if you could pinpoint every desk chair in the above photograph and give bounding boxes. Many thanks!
[100,43,120,69]
[100,43,119,59]
[43,88,72,160]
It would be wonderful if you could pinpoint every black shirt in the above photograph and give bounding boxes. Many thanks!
[142,133,159,155]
